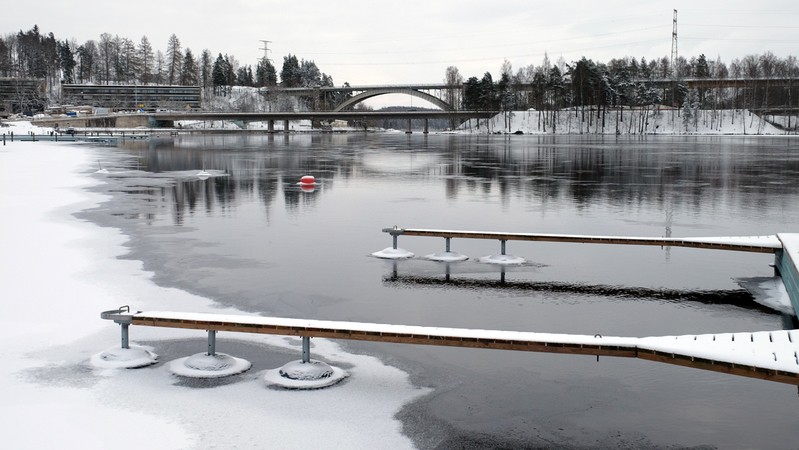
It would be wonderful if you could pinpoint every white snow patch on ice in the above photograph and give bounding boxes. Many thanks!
[0,140,428,449]
[168,353,252,378]
[264,360,349,389]
[90,345,159,369]
[372,247,415,259]
[425,251,469,262]
[479,254,526,265]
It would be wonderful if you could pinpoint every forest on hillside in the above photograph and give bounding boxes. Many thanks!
[0,26,334,96]
[1,25,798,114]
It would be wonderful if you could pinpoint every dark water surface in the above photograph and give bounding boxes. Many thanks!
[87,133,799,449]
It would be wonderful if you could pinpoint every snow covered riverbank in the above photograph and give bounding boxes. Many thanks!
[460,108,796,135]
[0,135,428,449]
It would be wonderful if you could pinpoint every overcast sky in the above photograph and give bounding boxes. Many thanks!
[3,0,798,106]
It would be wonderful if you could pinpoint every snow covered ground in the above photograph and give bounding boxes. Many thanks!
[0,122,429,449]
[460,108,795,135]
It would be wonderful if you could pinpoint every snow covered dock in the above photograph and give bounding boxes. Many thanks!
[380,227,782,254]
[101,308,799,385]
[377,228,799,314]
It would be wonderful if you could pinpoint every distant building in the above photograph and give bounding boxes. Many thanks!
[0,78,46,117]
[61,84,202,111]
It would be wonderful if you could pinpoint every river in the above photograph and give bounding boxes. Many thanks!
[84,133,799,449]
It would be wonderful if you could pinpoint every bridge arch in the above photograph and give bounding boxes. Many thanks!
[334,88,453,112]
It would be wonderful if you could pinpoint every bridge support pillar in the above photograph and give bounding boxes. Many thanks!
[268,120,275,133]
[283,120,290,133]
[424,119,429,134]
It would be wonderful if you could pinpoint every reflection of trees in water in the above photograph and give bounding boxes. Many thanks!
[438,137,799,215]
[122,135,799,224]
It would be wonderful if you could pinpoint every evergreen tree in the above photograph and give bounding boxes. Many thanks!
[212,53,228,95]
[138,36,154,84]
[298,59,321,87]
[236,64,253,86]
[58,40,76,83]
[256,57,277,87]
[463,76,481,109]
[224,54,236,87]
[117,37,137,84]
[200,49,213,92]
[166,34,182,85]
[695,54,710,78]
[0,37,11,77]
[478,72,496,110]
[280,54,301,87]
[181,48,198,85]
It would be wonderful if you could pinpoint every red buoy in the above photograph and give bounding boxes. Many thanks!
[300,175,315,185]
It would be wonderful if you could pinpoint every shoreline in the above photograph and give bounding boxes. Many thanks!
[0,138,428,449]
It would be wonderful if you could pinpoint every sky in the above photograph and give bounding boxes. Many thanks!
[3,1,798,107]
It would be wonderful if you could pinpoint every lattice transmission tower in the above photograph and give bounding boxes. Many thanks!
[259,40,273,64]
[670,10,678,78]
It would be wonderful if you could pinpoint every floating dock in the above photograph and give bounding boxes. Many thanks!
[101,308,799,385]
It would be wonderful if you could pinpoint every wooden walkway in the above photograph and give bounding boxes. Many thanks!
[102,308,799,385]
[382,227,782,254]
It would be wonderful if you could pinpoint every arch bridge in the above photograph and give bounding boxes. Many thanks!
[272,84,460,111]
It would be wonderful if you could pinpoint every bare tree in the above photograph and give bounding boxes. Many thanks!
[97,32,115,84]
[444,65,462,110]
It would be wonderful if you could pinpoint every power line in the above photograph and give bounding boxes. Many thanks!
[683,23,799,29]
[292,26,669,58]
[316,39,667,67]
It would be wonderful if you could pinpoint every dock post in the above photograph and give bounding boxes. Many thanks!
[424,118,429,134]
[207,330,217,356]
[121,323,130,349]
[500,239,507,255]
[302,336,311,363]
[446,237,451,252]
[393,234,399,250]
[268,120,275,133]
[406,118,412,134]
[283,120,290,133]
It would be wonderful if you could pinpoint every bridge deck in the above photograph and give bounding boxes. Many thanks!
[102,309,799,385]
[383,227,782,253]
